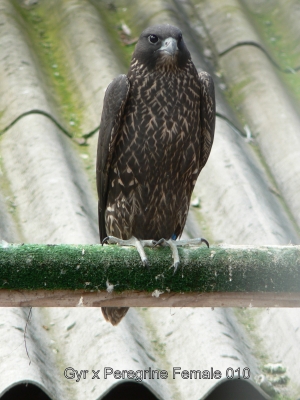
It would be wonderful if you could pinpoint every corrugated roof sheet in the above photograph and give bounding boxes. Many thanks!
[1,0,300,398]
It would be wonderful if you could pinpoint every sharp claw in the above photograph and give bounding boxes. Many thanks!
[201,238,209,248]
[170,261,180,274]
[102,236,110,246]
[101,236,151,267]
[166,237,209,272]
[132,238,149,268]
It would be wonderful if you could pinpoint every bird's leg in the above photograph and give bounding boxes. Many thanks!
[153,237,209,273]
[152,238,180,272]
[102,236,156,267]
[103,236,209,271]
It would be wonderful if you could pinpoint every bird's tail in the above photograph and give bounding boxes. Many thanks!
[101,307,129,325]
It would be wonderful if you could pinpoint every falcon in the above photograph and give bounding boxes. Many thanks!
[96,24,215,325]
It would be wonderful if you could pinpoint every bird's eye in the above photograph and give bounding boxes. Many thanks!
[148,34,159,44]
[178,33,182,44]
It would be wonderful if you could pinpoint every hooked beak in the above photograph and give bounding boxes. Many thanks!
[158,37,177,55]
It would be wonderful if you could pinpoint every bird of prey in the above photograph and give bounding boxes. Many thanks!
[96,24,215,326]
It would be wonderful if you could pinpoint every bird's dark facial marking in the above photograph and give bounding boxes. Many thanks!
[132,24,190,71]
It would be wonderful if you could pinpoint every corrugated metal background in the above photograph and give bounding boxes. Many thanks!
[1,0,300,398]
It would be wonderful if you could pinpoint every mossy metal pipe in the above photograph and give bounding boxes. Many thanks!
[0,243,299,307]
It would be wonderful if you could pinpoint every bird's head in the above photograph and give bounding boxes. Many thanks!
[132,25,190,70]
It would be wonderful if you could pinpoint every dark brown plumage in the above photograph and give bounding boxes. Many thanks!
[101,307,129,326]
[97,25,215,325]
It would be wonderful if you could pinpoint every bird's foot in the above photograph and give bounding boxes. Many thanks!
[153,237,209,273]
[102,236,156,267]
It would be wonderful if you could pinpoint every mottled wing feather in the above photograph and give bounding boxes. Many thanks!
[198,71,215,170]
[96,75,130,241]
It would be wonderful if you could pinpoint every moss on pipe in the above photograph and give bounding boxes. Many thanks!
[0,243,299,293]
